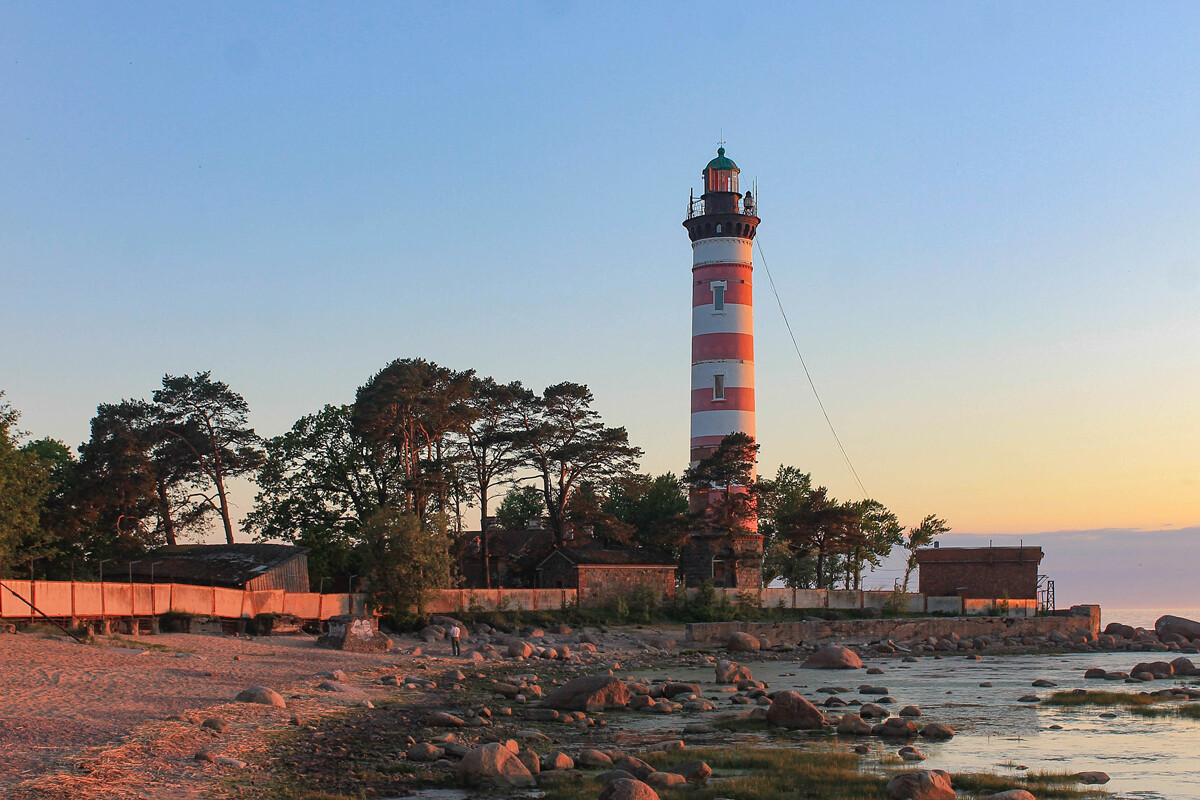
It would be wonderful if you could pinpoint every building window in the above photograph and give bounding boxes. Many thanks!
[711,281,726,312]
[713,373,725,401]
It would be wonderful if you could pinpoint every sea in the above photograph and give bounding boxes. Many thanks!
[1102,608,1200,631]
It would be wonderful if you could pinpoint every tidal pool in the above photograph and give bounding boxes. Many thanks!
[630,651,1200,799]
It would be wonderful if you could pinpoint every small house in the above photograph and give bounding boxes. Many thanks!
[915,545,1043,600]
[125,544,311,593]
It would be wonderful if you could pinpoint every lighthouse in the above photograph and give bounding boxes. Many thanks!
[682,146,763,588]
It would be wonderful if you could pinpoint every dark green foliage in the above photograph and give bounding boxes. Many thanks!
[518,382,642,545]
[359,507,454,618]
[0,393,52,575]
[245,404,398,585]
[154,372,264,545]
[495,484,544,530]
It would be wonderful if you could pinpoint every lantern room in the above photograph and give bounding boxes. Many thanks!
[703,147,740,194]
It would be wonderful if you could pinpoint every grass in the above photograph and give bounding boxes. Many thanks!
[1042,690,1158,708]
[1129,703,1200,720]
[536,745,1106,800]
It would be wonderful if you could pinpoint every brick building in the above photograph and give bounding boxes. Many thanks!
[915,545,1043,600]
[535,547,677,606]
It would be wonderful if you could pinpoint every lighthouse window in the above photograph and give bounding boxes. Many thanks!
[711,281,726,312]
[715,223,722,234]
[713,373,726,401]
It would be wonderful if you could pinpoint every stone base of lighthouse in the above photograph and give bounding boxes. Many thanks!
[681,533,764,589]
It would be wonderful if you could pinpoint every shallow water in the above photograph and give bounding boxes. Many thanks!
[631,651,1200,799]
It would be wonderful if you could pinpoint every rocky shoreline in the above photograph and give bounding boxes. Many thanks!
[13,612,1198,799]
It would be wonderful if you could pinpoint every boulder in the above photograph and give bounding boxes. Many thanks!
[235,686,286,708]
[544,675,630,711]
[921,723,955,740]
[899,706,921,717]
[614,756,655,780]
[1074,771,1110,785]
[981,792,1038,800]
[668,760,712,784]
[1171,656,1198,676]
[545,751,575,771]
[873,718,918,738]
[457,742,536,787]
[537,769,583,785]
[316,615,392,652]
[1084,667,1107,679]
[407,742,444,762]
[508,641,534,658]
[1131,661,1173,678]
[765,690,826,729]
[802,644,863,670]
[599,778,661,800]
[425,711,466,727]
[577,748,614,769]
[715,659,753,684]
[1104,622,1135,638]
[662,682,702,699]
[645,772,686,789]
[517,750,540,774]
[727,632,761,652]
[837,713,873,735]
[898,745,925,761]
[886,769,955,800]
[1156,615,1200,641]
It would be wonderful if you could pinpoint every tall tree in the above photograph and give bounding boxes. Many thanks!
[245,404,405,584]
[352,358,474,521]
[154,372,264,545]
[901,514,950,592]
[75,400,207,557]
[518,382,642,546]
[775,485,858,589]
[758,466,816,587]
[840,499,904,590]
[683,432,760,535]
[0,392,51,575]
[458,377,531,586]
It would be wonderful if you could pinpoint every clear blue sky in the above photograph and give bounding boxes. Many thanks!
[3,3,1198,560]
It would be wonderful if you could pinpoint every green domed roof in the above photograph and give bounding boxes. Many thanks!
[706,147,739,172]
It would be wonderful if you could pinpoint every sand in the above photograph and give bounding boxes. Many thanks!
[0,630,408,797]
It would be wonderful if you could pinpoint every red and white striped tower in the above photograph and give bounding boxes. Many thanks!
[682,146,763,588]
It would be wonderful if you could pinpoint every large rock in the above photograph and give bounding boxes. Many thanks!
[577,748,614,769]
[599,778,661,800]
[981,792,1037,800]
[873,718,918,738]
[1105,622,1136,639]
[235,686,286,708]
[668,760,712,785]
[1171,657,1198,676]
[765,690,826,729]
[1156,615,1200,641]
[1074,771,1110,785]
[457,742,536,788]
[836,713,873,735]
[316,615,392,652]
[921,722,955,740]
[727,632,761,652]
[544,675,630,711]
[886,769,955,800]
[715,659,753,684]
[802,644,863,670]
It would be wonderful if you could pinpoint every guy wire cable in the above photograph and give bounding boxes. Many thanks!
[755,236,869,499]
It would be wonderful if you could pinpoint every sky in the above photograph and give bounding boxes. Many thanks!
[1,3,1198,604]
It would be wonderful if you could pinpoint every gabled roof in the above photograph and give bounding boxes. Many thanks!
[125,544,308,587]
[537,546,676,569]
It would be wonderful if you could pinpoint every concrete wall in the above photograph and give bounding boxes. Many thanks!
[686,605,1100,644]
[421,589,579,614]
[0,580,361,622]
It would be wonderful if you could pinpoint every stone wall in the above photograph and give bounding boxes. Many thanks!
[685,604,1101,644]
[577,567,676,606]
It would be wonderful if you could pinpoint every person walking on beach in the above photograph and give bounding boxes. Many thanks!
[449,624,461,656]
